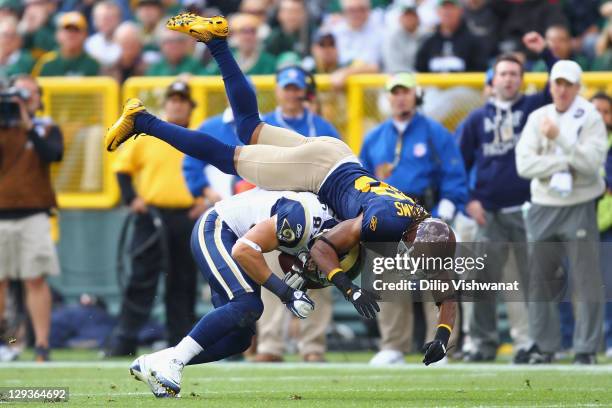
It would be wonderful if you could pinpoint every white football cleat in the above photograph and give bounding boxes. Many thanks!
[130,352,184,398]
[369,349,405,366]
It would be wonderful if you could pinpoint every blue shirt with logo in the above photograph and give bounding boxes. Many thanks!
[359,113,468,217]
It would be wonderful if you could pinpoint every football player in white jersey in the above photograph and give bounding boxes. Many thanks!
[129,188,344,398]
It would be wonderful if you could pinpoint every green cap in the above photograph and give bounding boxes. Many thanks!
[0,0,20,10]
[386,73,417,92]
[437,0,459,5]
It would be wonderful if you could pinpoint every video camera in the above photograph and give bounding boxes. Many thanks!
[0,80,29,128]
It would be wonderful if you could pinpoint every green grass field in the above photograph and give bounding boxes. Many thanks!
[1,351,611,407]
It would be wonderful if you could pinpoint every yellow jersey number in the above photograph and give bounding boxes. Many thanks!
[354,176,416,217]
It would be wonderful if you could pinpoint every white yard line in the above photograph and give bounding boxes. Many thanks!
[1,361,612,373]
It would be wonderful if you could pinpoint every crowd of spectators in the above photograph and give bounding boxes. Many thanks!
[2,0,612,83]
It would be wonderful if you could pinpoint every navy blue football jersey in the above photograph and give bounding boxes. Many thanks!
[318,162,429,242]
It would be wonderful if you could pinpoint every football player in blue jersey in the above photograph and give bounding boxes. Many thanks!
[129,188,361,397]
[105,14,457,365]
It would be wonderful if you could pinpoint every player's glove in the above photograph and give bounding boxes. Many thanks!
[284,290,315,319]
[422,325,452,366]
[330,271,380,319]
[283,262,306,291]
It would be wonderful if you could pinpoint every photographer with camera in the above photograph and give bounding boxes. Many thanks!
[0,74,63,362]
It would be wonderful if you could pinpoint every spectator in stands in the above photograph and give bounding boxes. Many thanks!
[252,67,339,363]
[458,31,555,364]
[60,0,133,22]
[103,22,147,83]
[146,29,204,76]
[104,81,204,357]
[0,74,63,362]
[463,0,499,61]
[415,0,487,73]
[490,0,567,54]
[32,12,100,77]
[591,23,612,71]
[591,92,612,358]
[19,0,58,59]
[85,0,122,68]
[0,16,35,78]
[204,13,277,75]
[134,0,165,62]
[516,60,607,365]
[207,0,242,16]
[360,73,467,365]
[0,0,20,20]
[561,0,600,59]
[265,0,311,58]
[331,0,383,69]
[531,25,589,72]
[302,29,378,90]
[239,0,271,39]
[382,0,423,73]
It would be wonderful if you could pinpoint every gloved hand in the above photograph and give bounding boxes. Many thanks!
[422,325,451,365]
[422,340,447,365]
[346,286,380,319]
[283,270,305,290]
[284,290,315,319]
[329,271,380,319]
[283,259,306,290]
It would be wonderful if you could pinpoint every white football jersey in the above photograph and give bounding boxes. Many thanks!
[214,188,336,255]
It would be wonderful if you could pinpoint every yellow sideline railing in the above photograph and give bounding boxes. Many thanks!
[38,77,120,208]
[41,73,612,209]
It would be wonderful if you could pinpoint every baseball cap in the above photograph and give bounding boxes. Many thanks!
[386,72,417,92]
[437,0,459,5]
[313,29,335,45]
[277,67,307,89]
[59,11,87,31]
[550,60,582,84]
[165,81,196,106]
[397,0,418,12]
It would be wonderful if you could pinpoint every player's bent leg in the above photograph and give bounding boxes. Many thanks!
[235,136,356,193]
[187,326,255,365]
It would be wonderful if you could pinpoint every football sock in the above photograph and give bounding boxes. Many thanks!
[134,112,237,175]
[187,292,262,351]
[172,336,203,365]
[207,39,261,144]
[187,328,253,365]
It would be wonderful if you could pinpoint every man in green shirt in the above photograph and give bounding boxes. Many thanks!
[20,0,58,59]
[32,12,99,77]
[0,16,35,78]
[264,0,313,58]
[145,29,206,76]
[204,13,276,75]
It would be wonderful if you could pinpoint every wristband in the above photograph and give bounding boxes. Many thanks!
[434,324,452,346]
[262,273,293,303]
[330,272,354,296]
[327,267,343,281]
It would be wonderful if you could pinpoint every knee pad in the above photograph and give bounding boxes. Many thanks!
[226,293,263,328]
